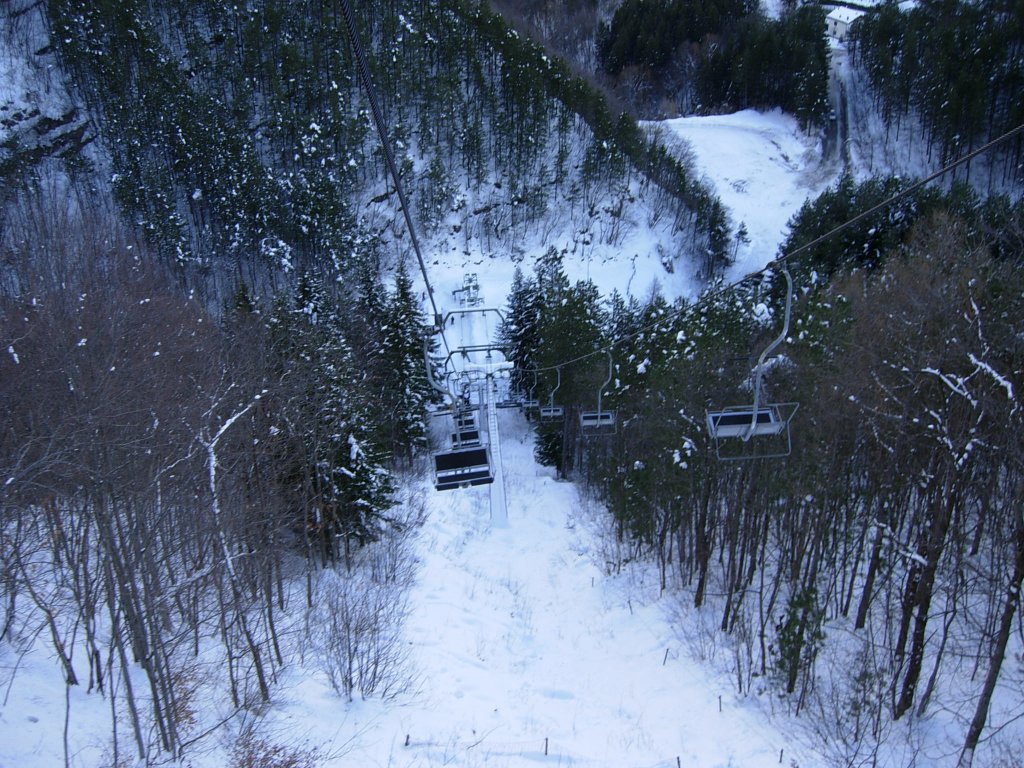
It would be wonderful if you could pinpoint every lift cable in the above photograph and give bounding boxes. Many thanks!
[338,0,452,357]
[527,120,1024,376]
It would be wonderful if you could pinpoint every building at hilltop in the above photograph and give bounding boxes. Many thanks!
[825,7,865,42]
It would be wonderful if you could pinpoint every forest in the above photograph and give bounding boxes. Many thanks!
[1,0,1023,765]
[851,0,1024,185]
[597,0,829,124]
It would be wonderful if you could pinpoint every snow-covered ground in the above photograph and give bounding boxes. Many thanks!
[651,110,837,280]
[322,416,819,767]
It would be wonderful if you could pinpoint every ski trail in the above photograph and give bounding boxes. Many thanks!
[388,405,820,768]
[379,286,820,767]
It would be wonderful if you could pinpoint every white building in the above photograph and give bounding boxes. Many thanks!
[825,8,866,42]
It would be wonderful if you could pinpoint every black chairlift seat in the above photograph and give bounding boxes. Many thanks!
[454,413,478,430]
[707,406,786,439]
[451,428,482,447]
[539,405,564,420]
[434,447,494,491]
[579,410,616,431]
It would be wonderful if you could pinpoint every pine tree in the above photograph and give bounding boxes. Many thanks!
[270,273,393,562]
[499,265,543,396]
[380,260,432,462]
[538,273,606,409]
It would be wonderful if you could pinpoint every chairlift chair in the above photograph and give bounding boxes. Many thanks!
[539,405,565,419]
[454,412,478,431]
[706,407,786,438]
[521,369,541,410]
[434,446,494,491]
[451,428,482,448]
[706,263,799,460]
[537,366,565,420]
[424,336,496,489]
[494,381,523,409]
[579,351,616,433]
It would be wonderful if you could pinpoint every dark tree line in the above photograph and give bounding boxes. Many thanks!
[41,0,729,285]
[694,5,829,128]
[852,0,1024,188]
[596,0,829,126]
[597,0,753,76]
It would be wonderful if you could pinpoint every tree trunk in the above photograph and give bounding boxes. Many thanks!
[855,523,883,630]
[956,524,1024,768]
[894,482,956,720]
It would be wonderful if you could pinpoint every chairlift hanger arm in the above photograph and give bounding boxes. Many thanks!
[598,349,613,414]
[424,336,457,411]
[747,263,793,440]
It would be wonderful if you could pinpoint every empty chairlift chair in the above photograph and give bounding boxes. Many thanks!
[454,411,478,433]
[434,446,494,490]
[706,406,787,438]
[706,263,799,460]
[539,366,565,420]
[451,426,482,447]
[579,351,616,433]
[424,339,496,491]
[518,369,540,411]
[539,403,565,420]
[435,405,493,490]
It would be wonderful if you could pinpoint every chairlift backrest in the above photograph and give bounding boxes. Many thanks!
[455,413,477,430]
[452,428,481,447]
[434,447,494,491]
[539,405,564,420]
[580,408,616,427]
[538,366,564,420]
[707,407,785,439]
[580,410,615,430]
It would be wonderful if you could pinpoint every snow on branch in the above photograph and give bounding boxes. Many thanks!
[967,353,1016,411]
[921,367,977,408]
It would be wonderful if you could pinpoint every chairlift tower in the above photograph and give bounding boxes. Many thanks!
[483,368,508,527]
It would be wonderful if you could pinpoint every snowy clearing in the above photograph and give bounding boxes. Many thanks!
[651,110,838,280]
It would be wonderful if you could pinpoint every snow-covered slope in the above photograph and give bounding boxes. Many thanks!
[651,109,838,280]
[322,414,819,767]
[0,103,831,768]
[0,7,842,764]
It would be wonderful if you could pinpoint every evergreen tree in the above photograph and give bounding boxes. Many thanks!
[270,273,393,561]
[380,260,432,461]
[499,265,544,396]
